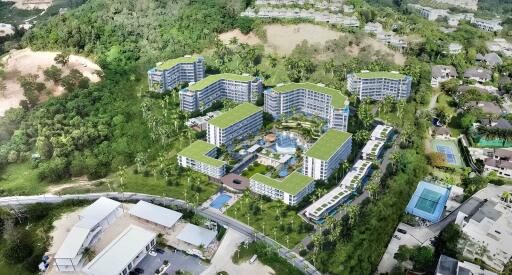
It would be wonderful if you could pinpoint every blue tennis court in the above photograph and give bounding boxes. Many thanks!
[436,145,456,164]
[431,139,464,167]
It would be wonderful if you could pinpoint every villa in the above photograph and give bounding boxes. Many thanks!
[147,56,205,93]
[249,171,315,205]
[179,73,263,112]
[177,140,226,179]
[476,52,503,67]
[436,255,497,275]
[472,18,503,32]
[303,129,352,180]
[305,159,372,222]
[431,65,458,87]
[361,140,385,160]
[347,71,412,100]
[370,125,393,141]
[207,103,263,146]
[463,67,492,83]
[264,82,350,131]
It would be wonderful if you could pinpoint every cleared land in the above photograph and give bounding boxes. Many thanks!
[0,48,102,116]
[1,0,52,10]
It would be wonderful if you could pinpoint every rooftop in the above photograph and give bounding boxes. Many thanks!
[177,140,225,167]
[128,200,182,228]
[79,197,121,222]
[272,82,348,108]
[207,103,261,129]
[250,171,314,195]
[188,73,255,91]
[176,224,217,247]
[84,225,156,275]
[156,56,199,70]
[354,71,407,80]
[305,129,352,161]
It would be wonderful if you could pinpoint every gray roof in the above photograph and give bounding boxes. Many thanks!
[434,127,451,136]
[128,200,182,228]
[485,158,512,170]
[481,118,512,129]
[470,199,503,222]
[468,101,503,115]
[495,149,512,160]
[436,255,458,275]
[483,53,503,67]
[463,67,492,81]
[432,65,458,78]
[176,224,216,247]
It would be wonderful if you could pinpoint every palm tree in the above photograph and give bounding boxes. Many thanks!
[366,180,380,200]
[346,205,360,227]
[502,191,511,203]
[341,161,350,178]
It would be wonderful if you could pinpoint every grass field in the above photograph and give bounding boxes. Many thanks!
[0,162,50,196]
[226,194,312,248]
[241,162,269,178]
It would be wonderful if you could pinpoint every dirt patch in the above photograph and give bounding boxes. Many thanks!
[347,37,406,65]
[218,29,262,46]
[1,0,52,10]
[0,48,102,116]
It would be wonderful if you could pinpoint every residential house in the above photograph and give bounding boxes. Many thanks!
[463,67,492,83]
[431,65,458,87]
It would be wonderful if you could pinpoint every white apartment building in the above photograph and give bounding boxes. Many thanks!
[409,4,448,21]
[83,225,157,275]
[304,160,371,221]
[455,198,512,272]
[206,103,262,146]
[303,129,352,180]
[147,56,205,93]
[347,71,412,100]
[362,140,385,160]
[177,140,226,178]
[249,171,315,205]
[370,125,393,141]
[431,65,458,87]
[179,73,262,112]
[472,18,503,32]
[264,82,350,131]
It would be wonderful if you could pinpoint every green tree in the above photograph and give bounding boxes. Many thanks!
[43,65,63,83]
[54,52,70,67]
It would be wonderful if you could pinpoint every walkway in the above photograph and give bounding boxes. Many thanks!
[0,192,321,275]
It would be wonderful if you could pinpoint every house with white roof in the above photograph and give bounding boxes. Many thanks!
[54,197,123,272]
[370,125,393,141]
[361,140,385,160]
[83,225,157,275]
[128,200,183,229]
[364,22,383,34]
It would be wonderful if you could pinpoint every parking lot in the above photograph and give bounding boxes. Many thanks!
[135,248,208,275]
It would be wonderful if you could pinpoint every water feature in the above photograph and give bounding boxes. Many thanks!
[274,131,302,155]
[209,193,232,209]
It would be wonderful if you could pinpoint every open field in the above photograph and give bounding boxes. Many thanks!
[0,48,102,116]
[2,0,52,10]
[0,162,50,195]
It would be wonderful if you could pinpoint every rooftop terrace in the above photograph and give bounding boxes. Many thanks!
[188,73,255,91]
[208,103,261,129]
[177,140,225,167]
[272,82,348,108]
[305,129,352,161]
[156,56,199,70]
[251,171,314,195]
[355,71,407,80]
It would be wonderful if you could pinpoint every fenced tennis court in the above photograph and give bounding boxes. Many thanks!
[405,181,451,223]
[431,139,464,167]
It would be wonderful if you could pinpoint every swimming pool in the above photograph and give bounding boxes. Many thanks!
[210,193,232,209]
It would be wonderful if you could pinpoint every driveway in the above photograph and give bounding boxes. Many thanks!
[135,248,208,275]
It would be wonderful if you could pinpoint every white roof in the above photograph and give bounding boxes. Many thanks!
[362,140,385,155]
[79,197,121,222]
[129,200,182,228]
[84,225,156,275]
[247,144,260,153]
[55,226,90,259]
[176,224,216,247]
[371,125,393,140]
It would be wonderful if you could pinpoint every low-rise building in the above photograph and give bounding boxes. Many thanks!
[207,103,262,146]
[436,254,497,275]
[0,23,14,37]
[463,67,492,83]
[347,71,412,100]
[250,171,315,205]
[431,65,458,87]
[83,225,157,275]
[370,124,393,141]
[409,4,448,21]
[177,140,226,178]
[264,82,350,131]
[364,22,383,34]
[180,73,263,112]
[185,111,221,131]
[455,198,512,272]
[472,18,503,32]
[361,140,385,160]
[448,43,463,54]
[303,129,352,180]
[147,56,205,93]
[476,52,503,67]
[468,101,503,116]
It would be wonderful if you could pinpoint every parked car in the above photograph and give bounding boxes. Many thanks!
[397,228,407,234]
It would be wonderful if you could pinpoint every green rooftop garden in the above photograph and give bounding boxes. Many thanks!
[250,171,314,195]
[156,56,199,70]
[272,82,348,108]
[177,140,225,167]
[305,129,352,161]
[355,71,407,80]
[188,73,255,91]
[208,103,261,129]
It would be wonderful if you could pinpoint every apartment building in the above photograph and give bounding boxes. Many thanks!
[206,103,262,146]
[347,71,412,100]
[304,160,371,221]
[362,140,385,160]
[370,124,393,141]
[431,65,458,87]
[409,4,448,21]
[177,140,226,179]
[264,82,350,131]
[179,73,262,112]
[147,56,205,93]
[455,198,512,272]
[303,129,352,180]
[249,171,315,205]
[472,18,503,32]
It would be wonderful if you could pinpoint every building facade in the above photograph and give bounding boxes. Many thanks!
[147,56,205,93]
[206,103,263,146]
[249,171,315,205]
[303,129,352,180]
[472,18,503,32]
[177,140,226,179]
[347,71,412,100]
[179,73,263,112]
[264,83,350,131]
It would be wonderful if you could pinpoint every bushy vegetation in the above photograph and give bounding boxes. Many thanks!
[232,241,303,275]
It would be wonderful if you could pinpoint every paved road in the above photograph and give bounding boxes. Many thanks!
[0,192,321,275]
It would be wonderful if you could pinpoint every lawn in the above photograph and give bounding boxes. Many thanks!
[226,194,313,248]
[0,162,51,196]
[437,93,457,117]
[241,162,269,178]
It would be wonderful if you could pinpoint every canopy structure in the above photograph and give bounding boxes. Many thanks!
[176,224,216,247]
[128,200,182,228]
